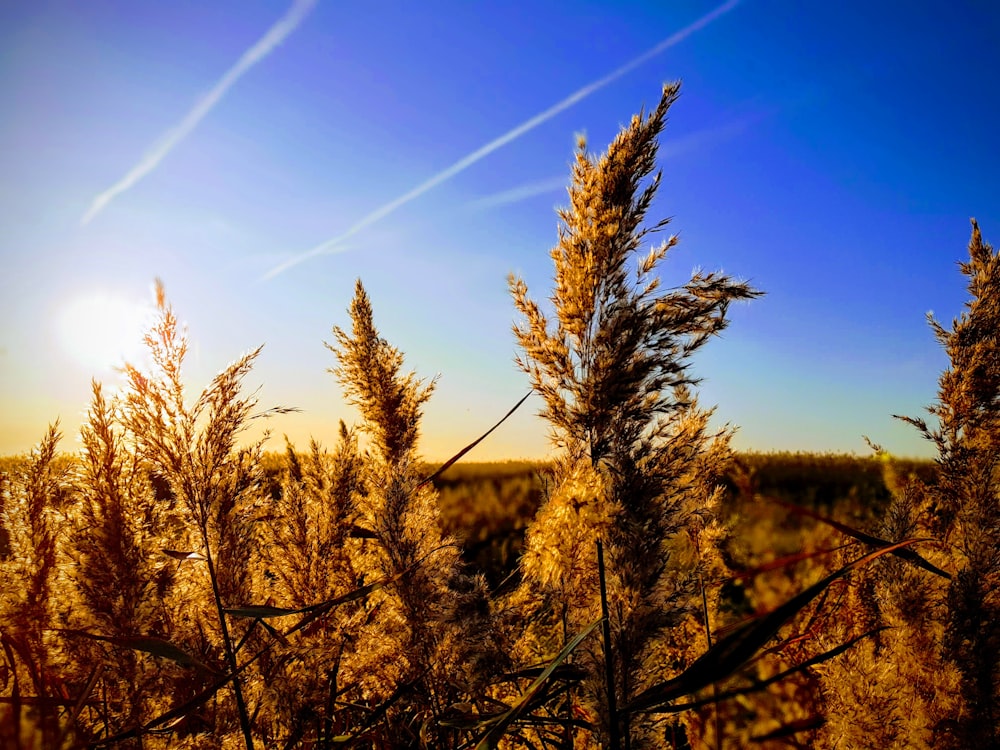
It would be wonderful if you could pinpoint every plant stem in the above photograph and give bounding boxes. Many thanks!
[597,540,621,749]
[701,575,721,750]
[202,530,255,750]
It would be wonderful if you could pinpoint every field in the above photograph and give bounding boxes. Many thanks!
[428,453,934,583]
[1,84,997,749]
[0,448,953,748]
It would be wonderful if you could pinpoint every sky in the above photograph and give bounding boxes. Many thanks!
[2,1,999,462]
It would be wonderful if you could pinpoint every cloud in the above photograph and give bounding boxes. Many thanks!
[467,176,569,211]
[261,0,741,280]
[81,0,317,226]
[466,113,763,211]
[659,113,762,159]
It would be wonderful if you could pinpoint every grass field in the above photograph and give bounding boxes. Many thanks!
[1,84,996,749]
[0,449,941,748]
[425,453,936,587]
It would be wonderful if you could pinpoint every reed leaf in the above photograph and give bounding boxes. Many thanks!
[225,544,456,637]
[59,630,219,675]
[653,626,888,714]
[417,392,532,489]
[471,618,601,749]
[626,540,921,713]
[768,497,951,579]
[161,549,206,562]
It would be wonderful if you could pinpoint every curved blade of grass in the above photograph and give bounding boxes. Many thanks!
[226,576,388,633]
[626,540,921,714]
[90,633,275,746]
[162,548,206,561]
[418,392,531,489]
[90,672,231,745]
[768,497,951,579]
[473,618,601,749]
[226,545,457,636]
[653,626,888,714]
[224,604,308,619]
[730,545,852,582]
[751,715,825,742]
[59,630,219,675]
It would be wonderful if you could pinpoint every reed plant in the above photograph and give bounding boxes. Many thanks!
[60,380,179,740]
[0,425,69,747]
[2,86,990,750]
[255,429,365,743]
[908,220,1000,748]
[816,221,1000,749]
[111,281,285,748]
[505,81,761,747]
[321,280,499,745]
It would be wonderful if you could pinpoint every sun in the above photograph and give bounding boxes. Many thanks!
[55,291,154,374]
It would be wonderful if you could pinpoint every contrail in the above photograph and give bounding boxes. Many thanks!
[82,0,318,226]
[467,113,761,211]
[467,176,569,211]
[261,0,741,280]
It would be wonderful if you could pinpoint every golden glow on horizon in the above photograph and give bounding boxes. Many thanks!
[55,292,154,374]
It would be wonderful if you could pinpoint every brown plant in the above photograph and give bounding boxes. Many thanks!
[508,82,761,747]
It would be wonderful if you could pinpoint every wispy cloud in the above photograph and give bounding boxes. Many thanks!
[81,0,317,226]
[467,112,763,212]
[659,113,762,159]
[467,177,569,211]
[262,0,741,280]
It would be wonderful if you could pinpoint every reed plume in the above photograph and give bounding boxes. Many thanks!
[816,221,1000,749]
[327,280,497,745]
[0,424,69,746]
[259,428,365,742]
[118,280,278,747]
[60,380,179,736]
[893,220,1000,748]
[508,82,761,747]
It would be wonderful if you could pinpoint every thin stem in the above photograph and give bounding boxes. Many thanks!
[701,575,721,750]
[560,599,573,749]
[322,663,337,750]
[3,636,24,750]
[201,528,255,750]
[597,540,621,749]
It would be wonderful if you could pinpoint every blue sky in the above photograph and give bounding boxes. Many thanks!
[2,1,998,461]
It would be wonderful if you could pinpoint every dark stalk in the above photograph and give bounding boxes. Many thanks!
[201,528,255,750]
[321,659,339,749]
[701,575,721,750]
[597,540,621,749]
[1,636,23,750]
[560,600,573,749]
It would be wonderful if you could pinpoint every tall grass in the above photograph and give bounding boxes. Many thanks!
[317,279,498,745]
[815,221,1000,749]
[505,81,760,747]
[0,87,993,749]
[0,424,66,747]
[61,381,176,737]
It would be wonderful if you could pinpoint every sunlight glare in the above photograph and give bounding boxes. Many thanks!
[55,292,154,374]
